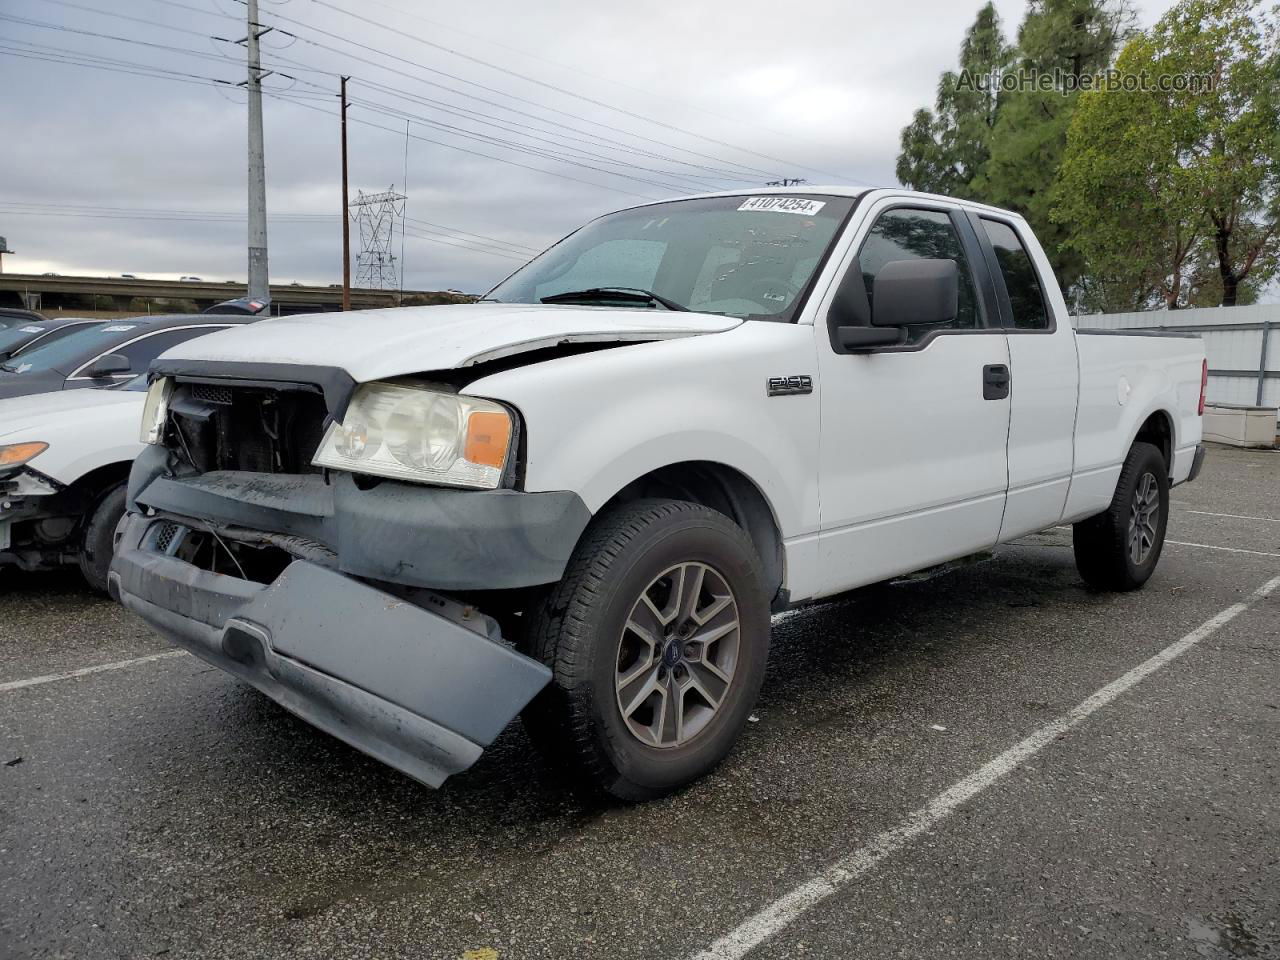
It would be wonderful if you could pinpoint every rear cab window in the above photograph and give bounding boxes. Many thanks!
[979,219,1050,330]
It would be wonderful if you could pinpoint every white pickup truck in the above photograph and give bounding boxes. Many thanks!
[111,187,1207,800]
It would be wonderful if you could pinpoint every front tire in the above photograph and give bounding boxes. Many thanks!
[1073,441,1169,591]
[78,485,127,594]
[523,499,770,801]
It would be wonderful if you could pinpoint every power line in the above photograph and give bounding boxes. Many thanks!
[22,0,760,187]
[269,91,666,201]
[404,217,541,254]
[232,0,788,181]
[0,200,544,258]
[309,0,859,184]
[9,6,735,194]
[0,44,237,89]
[344,0,856,172]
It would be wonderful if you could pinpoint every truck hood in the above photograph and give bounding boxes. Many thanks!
[155,302,743,383]
[0,387,143,441]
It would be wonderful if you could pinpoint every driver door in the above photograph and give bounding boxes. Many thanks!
[814,202,1011,596]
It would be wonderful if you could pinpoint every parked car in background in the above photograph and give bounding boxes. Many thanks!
[0,378,146,591]
[113,187,1207,799]
[0,315,105,364]
[0,314,252,401]
[179,276,204,282]
[0,307,48,325]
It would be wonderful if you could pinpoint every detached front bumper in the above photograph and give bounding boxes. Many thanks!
[109,512,551,787]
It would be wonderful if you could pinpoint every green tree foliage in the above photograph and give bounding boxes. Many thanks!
[1052,0,1280,308]
[976,0,1135,289]
[896,3,1011,199]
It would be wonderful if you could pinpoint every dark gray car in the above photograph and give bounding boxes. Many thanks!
[0,315,107,364]
[0,314,252,401]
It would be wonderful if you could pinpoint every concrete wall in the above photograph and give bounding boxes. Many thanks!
[1074,303,1280,417]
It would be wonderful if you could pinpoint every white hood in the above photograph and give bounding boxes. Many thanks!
[0,388,145,486]
[0,388,143,441]
[155,302,742,383]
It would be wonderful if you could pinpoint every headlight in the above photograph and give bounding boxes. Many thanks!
[140,377,173,445]
[312,382,513,489]
[0,441,49,469]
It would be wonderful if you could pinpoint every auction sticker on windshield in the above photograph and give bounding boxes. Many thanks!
[737,196,827,216]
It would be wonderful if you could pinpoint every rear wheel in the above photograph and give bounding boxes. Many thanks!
[1073,441,1169,591]
[78,485,127,594]
[522,499,770,801]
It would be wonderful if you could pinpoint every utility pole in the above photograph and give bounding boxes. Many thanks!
[340,76,351,311]
[245,0,269,301]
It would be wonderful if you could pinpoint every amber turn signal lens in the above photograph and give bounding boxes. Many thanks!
[464,411,511,469]
[0,441,49,467]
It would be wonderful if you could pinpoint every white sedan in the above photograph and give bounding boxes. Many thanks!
[0,382,144,591]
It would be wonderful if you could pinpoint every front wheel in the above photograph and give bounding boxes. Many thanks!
[78,485,127,594]
[1073,441,1169,591]
[522,499,770,801]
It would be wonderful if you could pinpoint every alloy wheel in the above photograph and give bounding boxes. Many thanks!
[614,561,740,748]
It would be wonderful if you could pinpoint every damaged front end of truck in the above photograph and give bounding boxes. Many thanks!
[110,359,590,788]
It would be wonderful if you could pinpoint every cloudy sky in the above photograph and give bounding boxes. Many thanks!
[2,0,1180,294]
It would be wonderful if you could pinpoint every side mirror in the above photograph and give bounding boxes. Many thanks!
[85,353,131,378]
[871,259,958,327]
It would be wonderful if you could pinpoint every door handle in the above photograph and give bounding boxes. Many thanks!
[983,363,1011,400]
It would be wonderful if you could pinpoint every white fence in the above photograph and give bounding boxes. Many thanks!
[1074,303,1280,417]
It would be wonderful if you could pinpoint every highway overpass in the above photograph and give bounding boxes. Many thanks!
[0,273,468,315]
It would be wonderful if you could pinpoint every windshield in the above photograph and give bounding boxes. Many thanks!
[0,322,54,355]
[487,194,856,320]
[0,321,143,375]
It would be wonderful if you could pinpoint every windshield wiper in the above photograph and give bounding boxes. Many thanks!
[540,287,688,312]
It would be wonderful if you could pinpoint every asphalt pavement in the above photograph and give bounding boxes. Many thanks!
[2,445,1277,960]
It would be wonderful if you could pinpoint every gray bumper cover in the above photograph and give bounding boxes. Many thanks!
[110,513,551,787]
[126,445,592,591]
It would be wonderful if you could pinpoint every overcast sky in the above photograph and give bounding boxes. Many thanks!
[2,0,1180,294]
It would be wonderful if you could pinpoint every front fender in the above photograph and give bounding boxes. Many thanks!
[467,322,822,540]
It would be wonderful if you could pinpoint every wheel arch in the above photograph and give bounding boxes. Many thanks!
[596,460,787,609]
[65,460,133,506]
[1132,408,1175,475]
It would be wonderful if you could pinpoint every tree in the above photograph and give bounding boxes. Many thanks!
[1052,0,1280,308]
[1158,0,1280,305]
[977,0,1135,289]
[896,3,1011,199]
[1052,35,1206,309]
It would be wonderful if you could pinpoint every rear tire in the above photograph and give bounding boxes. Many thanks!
[1073,441,1169,591]
[78,485,127,594]
[522,499,770,801]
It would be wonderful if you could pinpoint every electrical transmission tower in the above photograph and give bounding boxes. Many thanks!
[349,187,405,289]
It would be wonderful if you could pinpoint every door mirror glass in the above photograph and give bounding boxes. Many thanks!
[85,353,131,378]
[871,259,958,328]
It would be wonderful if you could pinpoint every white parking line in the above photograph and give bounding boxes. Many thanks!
[1185,509,1280,523]
[1167,540,1280,558]
[0,650,187,694]
[689,572,1280,960]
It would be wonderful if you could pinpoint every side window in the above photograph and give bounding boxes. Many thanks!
[858,208,980,343]
[111,327,229,374]
[980,219,1049,330]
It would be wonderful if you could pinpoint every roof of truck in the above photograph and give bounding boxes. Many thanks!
[627,185,1027,223]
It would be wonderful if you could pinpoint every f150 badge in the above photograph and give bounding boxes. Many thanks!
[767,375,813,397]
